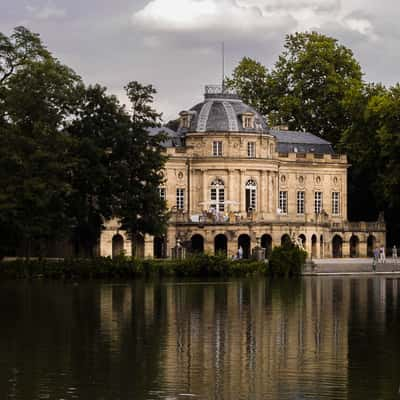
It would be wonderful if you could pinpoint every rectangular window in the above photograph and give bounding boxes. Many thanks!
[297,191,305,214]
[243,115,254,128]
[332,192,340,215]
[158,187,166,201]
[176,188,185,210]
[212,141,223,157]
[247,142,256,158]
[314,191,322,214]
[279,191,288,214]
[210,188,224,212]
[246,188,256,211]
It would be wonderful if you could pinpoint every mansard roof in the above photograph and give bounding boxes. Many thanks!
[152,86,335,154]
[178,85,268,134]
[270,129,334,154]
[147,126,184,147]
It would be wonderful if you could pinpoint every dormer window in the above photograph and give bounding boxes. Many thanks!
[242,112,255,129]
[179,111,191,129]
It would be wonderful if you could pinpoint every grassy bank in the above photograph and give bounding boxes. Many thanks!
[0,247,306,280]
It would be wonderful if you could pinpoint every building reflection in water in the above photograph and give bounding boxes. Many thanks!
[97,277,400,399]
[159,279,350,399]
[1,278,399,400]
[96,278,355,399]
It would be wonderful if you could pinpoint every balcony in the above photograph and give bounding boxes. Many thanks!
[170,210,259,225]
[330,221,386,232]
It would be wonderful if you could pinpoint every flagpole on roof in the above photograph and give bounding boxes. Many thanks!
[222,42,225,92]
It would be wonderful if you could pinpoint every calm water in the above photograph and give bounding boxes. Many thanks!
[0,277,399,400]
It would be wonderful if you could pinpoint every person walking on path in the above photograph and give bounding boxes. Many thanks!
[373,247,379,271]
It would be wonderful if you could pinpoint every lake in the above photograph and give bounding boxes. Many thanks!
[0,277,399,399]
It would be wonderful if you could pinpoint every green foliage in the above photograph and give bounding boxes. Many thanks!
[0,255,270,279]
[228,32,363,146]
[0,27,82,257]
[227,31,400,244]
[268,243,307,277]
[225,57,270,116]
[0,26,50,85]
[67,84,129,255]
[111,81,169,244]
[340,84,400,242]
[0,27,169,257]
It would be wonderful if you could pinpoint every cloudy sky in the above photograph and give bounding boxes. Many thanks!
[1,0,400,120]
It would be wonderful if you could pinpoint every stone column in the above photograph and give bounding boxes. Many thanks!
[240,169,245,213]
[359,240,368,258]
[342,239,350,258]
[227,234,237,258]
[268,171,272,213]
[202,169,207,210]
[204,231,214,255]
[259,170,264,214]
[271,172,278,214]
[144,234,154,258]
[228,169,234,212]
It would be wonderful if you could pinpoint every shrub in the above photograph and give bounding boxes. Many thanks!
[0,252,300,280]
[268,243,307,277]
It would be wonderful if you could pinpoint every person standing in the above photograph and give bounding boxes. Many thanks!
[392,245,398,262]
[380,246,386,263]
[238,246,243,259]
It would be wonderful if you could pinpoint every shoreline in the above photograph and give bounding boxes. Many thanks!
[303,257,400,276]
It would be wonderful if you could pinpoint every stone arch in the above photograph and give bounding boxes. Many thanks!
[191,234,204,254]
[238,234,251,259]
[261,234,272,258]
[112,234,124,258]
[298,234,306,249]
[367,235,376,257]
[153,236,165,259]
[311,234,318,258]
[350,235,360,258]
[332,235,343,258]
[281,234,292,247]
[214,234,227,256]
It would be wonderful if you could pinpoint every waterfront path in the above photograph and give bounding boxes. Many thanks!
[303,258,400,275]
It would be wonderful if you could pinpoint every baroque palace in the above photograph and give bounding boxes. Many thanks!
[100,85,385,259]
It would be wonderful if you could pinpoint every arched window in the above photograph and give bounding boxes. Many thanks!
[210,179,225,212]
[245,179,257,211]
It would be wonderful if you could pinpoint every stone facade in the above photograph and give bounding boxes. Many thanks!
[100,86,385,259]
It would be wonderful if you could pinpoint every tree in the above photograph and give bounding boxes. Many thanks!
[110,81,169,254]
[367,86,400,243]
[227,32,363,146]
[339,83,400,244]
[225,57,270,116]
[339,84,387,222]
[0,26,50,85]
[0,27,82,257]
[67,84,128,256]
[268,32,363,145]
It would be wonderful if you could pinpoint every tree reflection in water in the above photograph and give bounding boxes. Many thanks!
[0,277,399,399]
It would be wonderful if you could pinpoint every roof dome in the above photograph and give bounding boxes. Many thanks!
[178,85,268,134]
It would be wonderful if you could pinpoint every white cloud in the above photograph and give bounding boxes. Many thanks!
[26,1,66,20]
[133,0,291,33]
[133,0,377,40]
[344,17,375,38]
